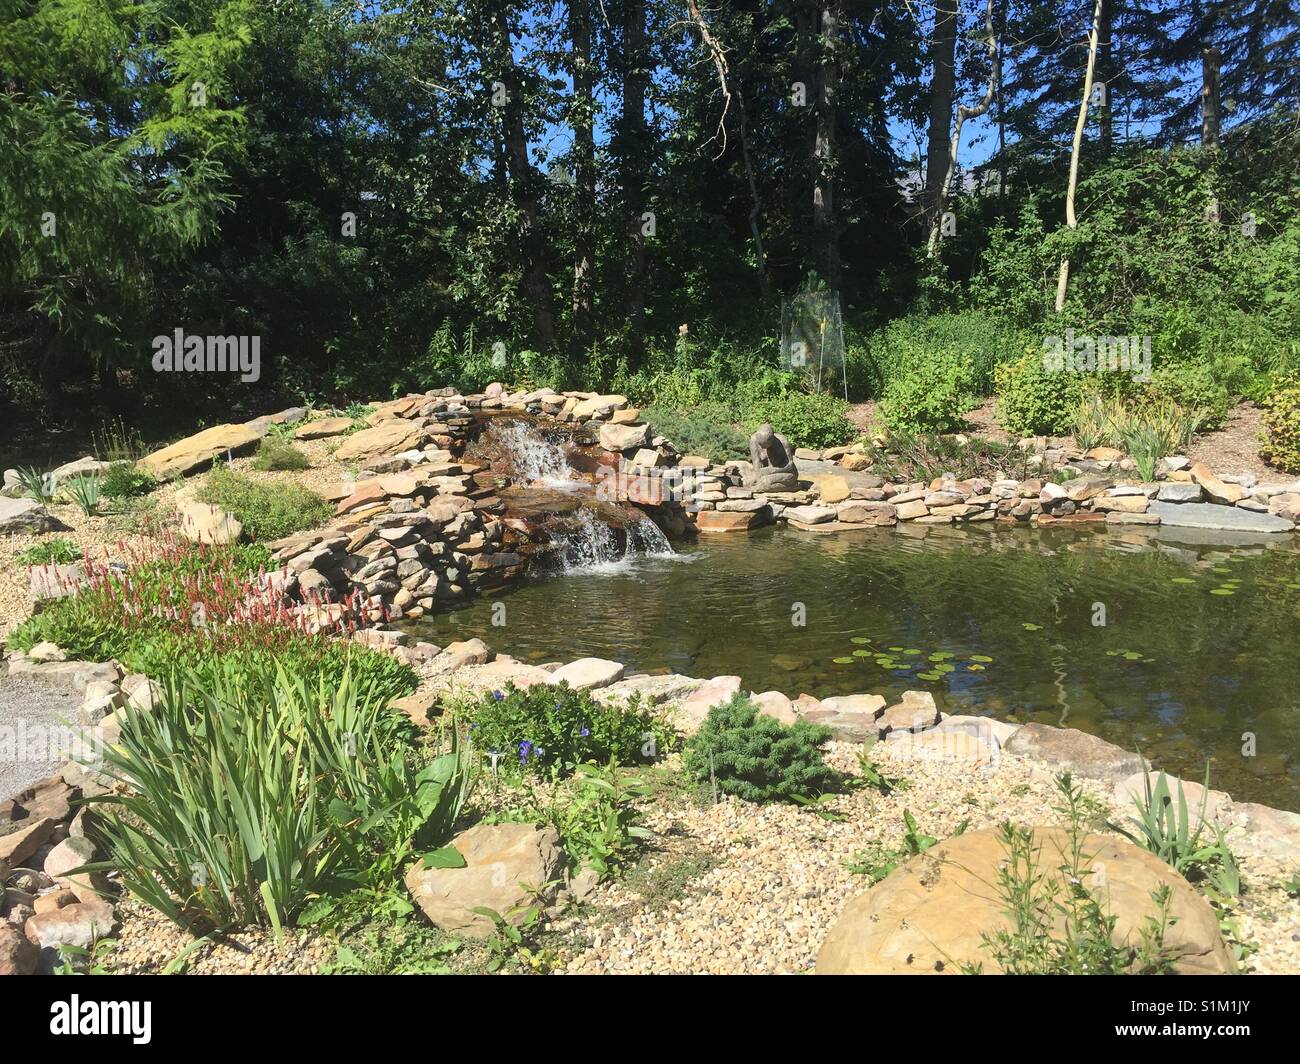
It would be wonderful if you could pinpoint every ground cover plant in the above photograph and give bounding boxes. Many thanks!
[197,464,332,540]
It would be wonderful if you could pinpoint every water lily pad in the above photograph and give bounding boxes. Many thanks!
[1170,577,1197,585]
[1209,587,1235,596]
[888,646,905,652]
[850,636,871,645]
[916,671,942,681]
[935,663,956,674]
[831,656,855,664]
[968,654,993,663]
[1122,651,1142,660]
[1022,622,1043,632]
[928,651,955,662]
[903,648,922,656]
[966,663,986,671]
[852,649,872,657]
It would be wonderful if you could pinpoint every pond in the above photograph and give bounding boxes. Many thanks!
[413,522,1300,811]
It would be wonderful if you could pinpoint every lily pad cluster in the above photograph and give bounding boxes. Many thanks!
[832,636,993,683]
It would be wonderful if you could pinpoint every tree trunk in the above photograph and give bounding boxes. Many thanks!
[813,1,841,291]
[925,1,958,235]
[498,12,556,349]
[620,0,648,359]
[1054,0,1104,314]
[1098,0,1113,154]
[1202,46,1221,149]
[928,0,999,256]
[570,0,595,354]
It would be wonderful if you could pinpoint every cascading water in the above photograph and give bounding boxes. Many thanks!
[486,417,676,571]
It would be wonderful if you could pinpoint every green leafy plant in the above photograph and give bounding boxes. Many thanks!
[91,416,149,463]
[100,461,158,499]
[643,403,749,461]
[252,436,311,471]
[1261,379,1300,473]
[879,350,978,434]
[16,538,82,566]
[844,810,940,881]
[15,466,56,503]
[197,463,332,540]
[682,693,842,804]
[995,348,1083,436]
[63,475,102,516]
[746,391,854,449]
[464,683,676,780]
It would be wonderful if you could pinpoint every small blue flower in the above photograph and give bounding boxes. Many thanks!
[492,690,505,702]
[519,740,533,766]
[580,727,590,738]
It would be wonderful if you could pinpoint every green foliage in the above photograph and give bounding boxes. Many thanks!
[643,403,748,461]
[99,462,157,499]
[63,475,102,516]
[197,464,331,540]
[91,417,149,463]
[14,466,56,503]
[1261,380,1300,474]
[995,348,1083,436]
[252,436,311,471]
[850,312,1026,398]
[1148,363,1232,430]
[746,391,854,449]
[464,683,676,780]
[878,350,979,434]
[845,810,940,882]
[682,694,842,805]
[16,538,82,566]
[81,660,461,933]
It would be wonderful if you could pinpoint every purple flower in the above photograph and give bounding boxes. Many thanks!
[492,690,505,702]
[519,740,533,766]
[580,727,590,738]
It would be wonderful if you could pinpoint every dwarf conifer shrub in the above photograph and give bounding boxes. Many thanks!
[683,694,842,804]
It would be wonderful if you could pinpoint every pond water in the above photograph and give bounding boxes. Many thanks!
[413,522,1300,811]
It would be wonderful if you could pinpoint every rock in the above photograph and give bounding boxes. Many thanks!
[179,501,243,545]
[404,823,565,937]
[0,924,37,975]
[895,500,928,520]
[815,826,1233,974]
[802,694,886,742]
[0,819,55,866]
[333,419,430,461]
[1156,482,1204,503]
[0,497,65,534]
[548,658,625,691]
[139,422,265,477]
[808,474,850,504]
[24,897,118,952]
[391,692,439,726]
[1092,495,1149,514]
[750,691,797,725]
[295,416,354,440]
[1085,446,1124,462]
[1189,462,1244,505]
[27,640,66,663]
[2,775,79,827]
[884,728,995,766]
[29,562,87,602]
[1147,500,1293,533]
[33,889,80,915]
[81,680,125,723]
[43,836,103,901]
[597,422,651,452]
[783,505,836,525]
[1004,723,1144,782]
[935,713,1020,747]
[695,508,770,533]
[673,676,743,732]
[839,453,872,472]
[1113,772,1227,832]
[7,658,119,689]
[593,674,705,708]
[1229,802,1300,860]
[431,638,493,672]
[876,691,940,736]
[574,394,628,419]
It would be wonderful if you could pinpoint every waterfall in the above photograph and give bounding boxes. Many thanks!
[489,419,575,487]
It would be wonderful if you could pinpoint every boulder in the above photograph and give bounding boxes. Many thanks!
[801,694,886,742]
[0,924,37,975]
[178,501,243,545]
[574,394,628,419]
[816,826,1234,974]
[1004,722,1144,782]
[597,421,651,452]
[783,505,836,525]
[548,657,625,691]
[295,416,354,440]
[807,474,851,504]
[333,419,430,461]
[404,823,565,937]
[875,690,940,736]
[0,498,65,534]
[694,508,771,534]
[0,818,55,866]
[29,563,87,602]
[673,675,742,732]
[1189,462,1244,506]
[1147,500,1293,533]
[139,422,265,477]
[23,898,118,952]
[750,690,798,725]
[1156,482,1204,503]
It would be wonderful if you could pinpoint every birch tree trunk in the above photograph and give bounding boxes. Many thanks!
[1054,0,1105,314]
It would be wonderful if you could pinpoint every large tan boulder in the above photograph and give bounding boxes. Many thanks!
[178,501,243,545]
[405,823,565,937]
[139,422,265,478]
[816,826,1233,975]
[695,508,771,533]
[598,421,650,452]
[333,419,430,461]
[295,416,354,440]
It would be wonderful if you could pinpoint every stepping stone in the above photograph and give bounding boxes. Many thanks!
[1148,501,1293,533]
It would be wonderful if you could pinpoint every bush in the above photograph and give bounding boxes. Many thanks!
[1147,363,1232,430]
[1261,380,1300,473]
[252,436,311,471]
[682,694,842,804]
[197,464,332,540]
[849,312,1028,399]
[464,683,677,780]
[100,462,158,499]
[746,391,854,449]
[995,348,1083,436]
[643,403,749,461]
[879,351,979,434]
[82,661,467,932]
[16,538,82,566]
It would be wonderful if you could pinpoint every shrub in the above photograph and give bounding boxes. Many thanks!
[100,462,158,499]
[464,683,676,780]
[879,351,979,434]
[850,311,1026,399]
[682,694,842,804]
[14,466,56,503]
[197,464,332,540]
[643,403,749,461]
[81,661,465,932]
[63,475,102,516]
[1148,363,1232,430]
[747,391,854,449]
[1261,380,1300,473]
[252,436,311,471]
[995,348,1083,436]
[16,538,82,566]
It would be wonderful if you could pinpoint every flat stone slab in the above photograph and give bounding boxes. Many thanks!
[1148,500,1294,534]
[1004,722,1145,782]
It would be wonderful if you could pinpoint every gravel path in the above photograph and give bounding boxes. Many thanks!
[0,671,82,797]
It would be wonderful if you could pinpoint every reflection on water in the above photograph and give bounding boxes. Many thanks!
[412,523,1300,809]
